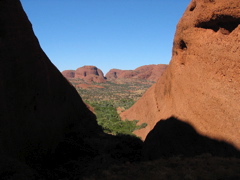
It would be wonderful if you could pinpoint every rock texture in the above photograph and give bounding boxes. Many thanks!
[75,65,106,83]
[121,0,240,151]
[106,64,168,82]
[0,0,101,163]
[62,70,75,78]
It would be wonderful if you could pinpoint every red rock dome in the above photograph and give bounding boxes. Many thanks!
[75,66,106,83]
[121,0,240,151]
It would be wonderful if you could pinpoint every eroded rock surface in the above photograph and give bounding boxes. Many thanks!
[121,0,240,151]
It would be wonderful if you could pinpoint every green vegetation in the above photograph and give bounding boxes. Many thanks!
[67,79,154,137]
[75,79,154,102]
[88,100,147,136]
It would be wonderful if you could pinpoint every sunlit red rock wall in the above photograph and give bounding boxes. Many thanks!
[121,0,240,149]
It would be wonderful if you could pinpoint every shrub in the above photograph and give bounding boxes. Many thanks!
[88,100,147,136]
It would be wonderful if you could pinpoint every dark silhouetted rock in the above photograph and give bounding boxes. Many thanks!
[121,0,240,151]
[0,0,101,164]
[143,117,240,160]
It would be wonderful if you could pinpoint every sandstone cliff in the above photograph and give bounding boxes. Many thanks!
[121,0,240,151]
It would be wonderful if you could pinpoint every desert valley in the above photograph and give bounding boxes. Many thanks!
[0,0,240,179]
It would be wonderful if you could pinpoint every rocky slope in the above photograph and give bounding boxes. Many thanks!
[121,0,240,154]
[106,64,168,81]
[0,0,101,168]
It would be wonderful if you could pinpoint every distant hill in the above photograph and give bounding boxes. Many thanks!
[62,64,168,83]
[106,64,168,82]
[62,65,106,83]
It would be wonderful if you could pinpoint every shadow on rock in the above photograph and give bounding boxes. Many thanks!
[143,117,240,160]
[29,132,143,179]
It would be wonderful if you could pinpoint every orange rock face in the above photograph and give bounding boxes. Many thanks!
[75,66,106,83]
[106,64,168,82]
[121,0,240,149]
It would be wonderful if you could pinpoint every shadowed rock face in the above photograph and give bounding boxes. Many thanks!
[106,64,168,82]
[75,65,106,83]
[0,0,101,162]
[121,0,240,149]
[143,117,240,160]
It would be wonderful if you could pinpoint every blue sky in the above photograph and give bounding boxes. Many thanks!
[20,0,190,75]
